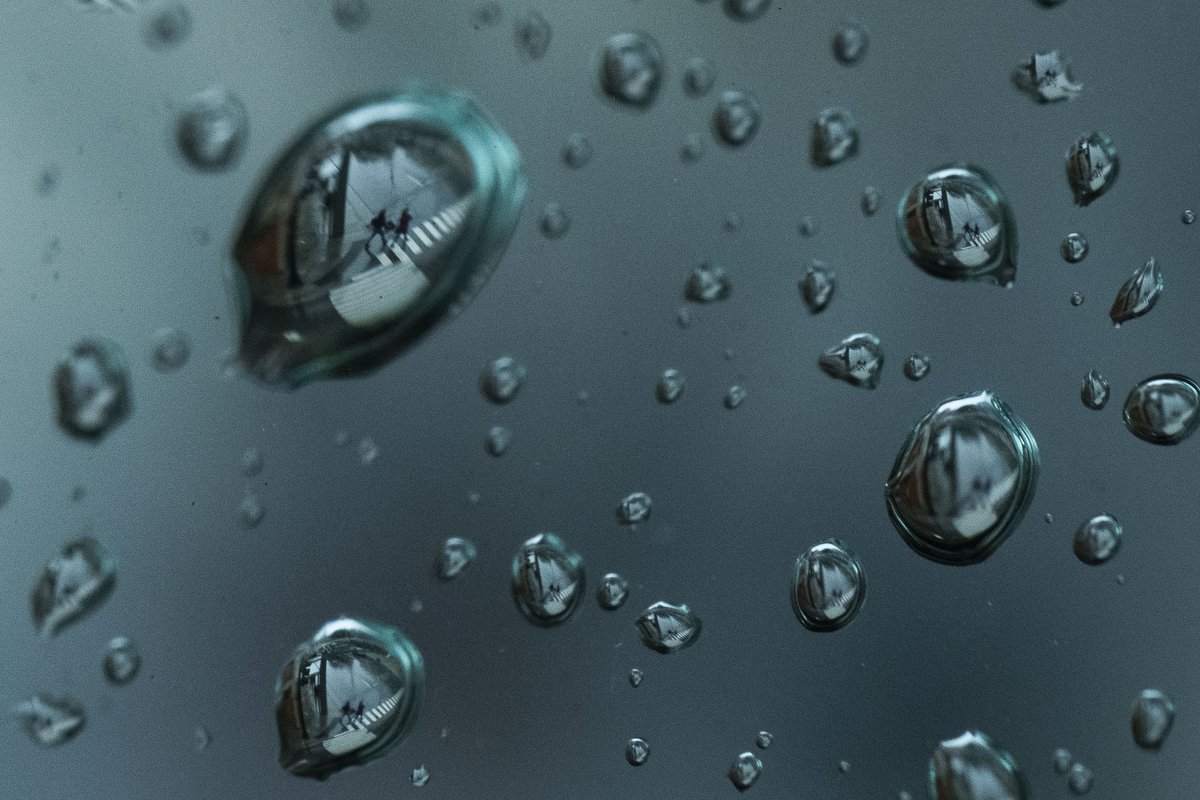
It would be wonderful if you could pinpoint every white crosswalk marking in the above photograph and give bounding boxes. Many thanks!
[414,227,434,247]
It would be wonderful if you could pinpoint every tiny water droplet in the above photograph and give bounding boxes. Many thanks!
[102,636,141,684]
[1123,374,1200,445]
[839,760,852,774]
[331,0,370,32]
[819,333,884,388]
[486,425,512,456]
[681,131,706,162]
[562,132,593,168]
[1044,513,1054,524]
[656,368,686,403]
[929,731,1026,800]
[54,337,132,440]
[512,533,586,625]
[798,215,819,237]
[0,477,11,510]
[904,353,931,381]
[1013,50,1082,102]
[800,261,836,312]
[812,107,859,166]
[723,211,743,232]
[1080,369,1109,410]
[714,90,762,146]
[728,752,764,791]
[514,11,551,60]
[600,32,664,106]
[540,201,570,238]
[626,737,651,766]
[1182,209,1196,225]
[862,186,881,216]
[1131,689,1175,749]
[1061,233,1088,263]
[686,262,731,302]
[636,601,701,653]
[1066,132,1118,205]
[1073,514,1121,565]
[792,540,866,631]
[755,731,773,749]
[724,0,770,20]
[482,356,527,403]
[357,436,379,465]
[31,537,116,638]
[1109,257,1163,325]
[194,726,211,752]
[1053,747,1073,774]
[617,492,652,525]
[150,327,191,372]
[11,695,86,747]
[676,306,694,328]
[1070,290,1085,306]
[437,537,477,580]
[1066,763,1093,795]
[175,87,247,172]
[833,23,868,64]
[724,384,747,409]
[238,493,265,528]
[628,667,643,687]
[683,57,716,97]
[598,573,630,610]
[240,447,264,476]
[411,765,430,787]
[472,1,501,27]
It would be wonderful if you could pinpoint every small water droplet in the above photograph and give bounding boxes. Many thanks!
[240,447,264,477]
[627,667,643,687]
[437,537,477,580]
[1061,233,1088,263]
[0,477,11,510]
[1073,514,1121,565]
[150,327,191,372]
[486,425,512,457]
[626,737,651,766]
[681,131,706,162]
[194,726,211,752]
[36,163,61,196]
[792,540,866,631]
[724,211,743,232]
[899,792,914,800]
[600,32,664,106]
[656,368,686,403]
[617,492,652,525]
[800,261,836,312]
[724,0,770,20]
[686,262,731,302]
[812,108,859,166]
[512,533,586,625]
[676,306,694,328]
[1131,689,1175,749]
[238,493,265,528]
[357,436,379,465]
[839,760,852,774]
[598,573,630,610]
[798,214,819,237]
[175,88,247,172]
[1070,290,1085,306]
[1053,747,1073,774]
[636,601,701,653]
[1066,763,1093,795]
[728,752,764,791]
[143,2,192,49]
[562,132,592,168]
[514,10,551,60]
[275,617,424,778]
[819,333,884,388]
[1013,50,1082,102]
[862,186,881,216]
[54,337,131,440]
[683,56,716,97]
[1110,257,1163,325]
[411,765,430,787]
[714,90,762,146]
[929,731,1026,800]
[540,201,570,238]
[1080,369,1109,410]
[482,356,527,403]
[31,537,116,638]
[724,384,747,409]
[102,636,141,684]
[1182,209,1196,225]
[898,165,1017,286]
[833,22,868,64]
[331,0,370,32]
[886,392,1040,565]
[1066,132,1118,205]
[472,1,501,27]
[11,695,86,747]
[1044,513,1054,524]
[1123,374,1200,445]
[333,430,349,447]
[755,731,773,749]
[904,353,931,381]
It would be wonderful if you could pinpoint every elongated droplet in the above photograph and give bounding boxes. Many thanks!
[812,108,859,166]
[275,617,424,778]
[512,534,585,625]
[54,337,132,440]
[176,88,247,171]
[800,261,836,312]
[1013,50,1082,102]
[728,752,764,791]
[636,601,701,654]
[1080,369,1109,410]
[1131,689,1175,749]
[11,695,86,747]
[1109,257,1163,325]
[714,90,761,146]
[1073,514,1121,565]
[886,392,1039,565]
[628,667,643,687]
[1066,132,1118,205]
[898,165,1017,286]
[820,333,883,388]
[792,539,866,631]
[437,537,477,579]
[600,32,664,106]
[1123,374,1200,445]
[929,731,1026,800]
[31,537,117,638]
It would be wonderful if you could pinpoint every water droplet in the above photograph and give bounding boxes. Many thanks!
[681,131,706,162]
[232,91,524,385]
[728,752,764,791]
[676,306,694,328]
[512,533,586,625]
[820,333,884,389]
[1013,50,1082,102]
[617,492,652,525]
[929,731,1026,800]
[1073,514,1121,565]
[1080,369,1110,410]
[792,540,866,631]
[54,337,132,440]
[411,765,430,787]
[598,573,630,610]
[886,392,1040,565]
[437,537,477,580]
[472,1,501,28]
[636,601,701,653]
[686,262,731,302]
[656,368,686,403]
[194,726,212,752]
[11,695,86,747]
[600,32,664,106]
[812,108,859,166]
[1131,689,1175,749]
[1053,748,1073,774]
[143,2,192,49]
[755,731,773,749]
[1123,374,1200,445]
[514,10,551,60]
[798,214,819,237]
[904,353,931,381]
[275,617,424,778]
[1109,257,1163,326]
[898,165,1017,286]
[1066,132,1118,205]
[486,425,512,456]
[1070,290,1085,306]
[331,0,370,31]
[839,760,852,773]
[562,132,593,168]
[683,57,716,97]
[862,186,882,216]
[175,87,247,172]
[714,90,762,146]
[102,636,141,684]
[800,261,836,312]
[150,327,191,372]
[334,430,349,447]
[1066,763,1093,795]
[238,493,265,528]
[832,22,868,64]
[1061,233,1088,263]
[724,384,747,409]
[31,537,116,638]
[899,792,914,800]
[626,737,651,766]
[724,0,770,20]
[240,447,264,477]
[539,201,570,238]
[357,436,379,465]
[1182,209,1196,225]
[628,667,643,687]
[723,211,743,232]
[482,356,527,403]
[1044,513,1054,524]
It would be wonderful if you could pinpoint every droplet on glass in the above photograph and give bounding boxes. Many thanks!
[833,23,868,64]
[724,0,770,20]
[562,132,593,168]
[755,731,773,749]
[482,356,527,403]
[0,477,11,510]
[54,337,132,441]
[238,493,265,528]
[1052,748,1073,774]
[617,492,652,525]
[686,262,731,302]
[1131,689,1175,750]
[437,537,477,580]
[724,384,747,409]
[486,425,512,456]
[636,601,701,654]
[31,536,117,638]
[472,1,501,28]
[714,90,761,146]
[628,667,643,687]
[1182,209,1196,225]
[175,88,247,172]
[514,10,551,60]
[598,573,630,610]
[512,533,586,625]
[1012,50,1082,102]
[411,765,430,787]
[102,636,141,684]
[231,90,524,386]
[812,108,859,166]
[681,131,706,162]
[11,695,86,747]
[683,56,716,97]
[331,0,370,31]
[194,726,212,752]
[728,752,764,791]
[792,539,866,631]
[539,201,570,238]
[1073,514,1122,565]
[150,327,191,372]
[1070,290,1085,306]
[626,737,651,766]
[898,164,1017,286]
[240,447,264,477]
[798,214,819,237]
[143,2,192,49]
[1123,374,1200,445]
[839,760,852,773]
[819,333,884,389]
[1080,369,1109,410]
[1066,763,1093,795]
[904,353,931,381]
[357,436,379,465]
[1066,132,1118,205]
[275,617,424,778]
[929,731,1026,800]
[886,392,1040,565]
[600,32,664,107]
[1061,233,1088,263]
[1109,257,1163,326]
[800,261,836,312]
[656,368,686,403]
[862,186,881,216]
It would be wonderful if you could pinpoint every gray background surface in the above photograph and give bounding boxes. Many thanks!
[1,0,1198,797]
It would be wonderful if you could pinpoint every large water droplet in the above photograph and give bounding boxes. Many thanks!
[231,90,524,386]
[1131,689,1175,749]
[800,261,836,312]
[1080,369,1109,410]
[1013,50,1082,102]
[275,617,424,778]
[714,90,761,146]
[1066,132,1118,205]
[656,368,686,403]
[686,262,731,302]
[683,57,716,97]
[1109,257,1163,325]
[54,337,131,440]
[175,87,247,172]
[11,695,86,747]
[636,601,701,654]
[437,537,477,579]
[617,492,652,525]
[626,737,651,765]
[898,165,1017,286]
[600,32,664,106]
[812,108,859,166]
[833,23,868,64]
[929,731,1026,800]
[1061,233,1088,263]
[819,333,884,389]
[598,573,630,610]
[886,392,1040,565]
[102,636,141,684]
[31,537,117,638]
[514,10,551,60]
[728,752,764,791]
[511,533,586,625]
[481,356,527,403]
[1073,514,1121,565]
[1123,374,1200,445]
[791,539,866,631]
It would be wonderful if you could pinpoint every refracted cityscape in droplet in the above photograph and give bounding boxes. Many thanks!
[791,539,866,631]
[929,731,1026,800]
[511,533,586,625]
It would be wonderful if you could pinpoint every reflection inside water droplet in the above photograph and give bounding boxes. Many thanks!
[1123,374,1200,445]
[929,731,1026,800]
[31,536,117,638]
[512,533,586,625]
[792,539,866,631]
[1066,132,1118,205]
[636,601,701,653]
[11,695,86,747]
[600,32,664,106]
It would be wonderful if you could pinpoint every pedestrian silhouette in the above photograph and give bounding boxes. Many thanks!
[395,207,413,246]
[355,701,365,720]
[364,208,390,254]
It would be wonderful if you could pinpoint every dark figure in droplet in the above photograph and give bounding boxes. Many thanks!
[355,701,365,721]
[394,207,412,247]
[365,209,391,254]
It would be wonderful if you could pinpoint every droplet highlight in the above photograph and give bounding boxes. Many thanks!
[1123,374,1200,445]
[819,333,884,389]
[812,108,859,166]
[437,537,477,580]
[636,601,701,654]
[1073,514,1122,565]
[598,572,630,610]
[1080,369,1109,410]
[792,539,866,631]
[176,87,247,172]
[929,731,1026,800]
[102,636,141,684]
[482,356,527,403]
[617,492,652,525]
[714,90,761,146]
